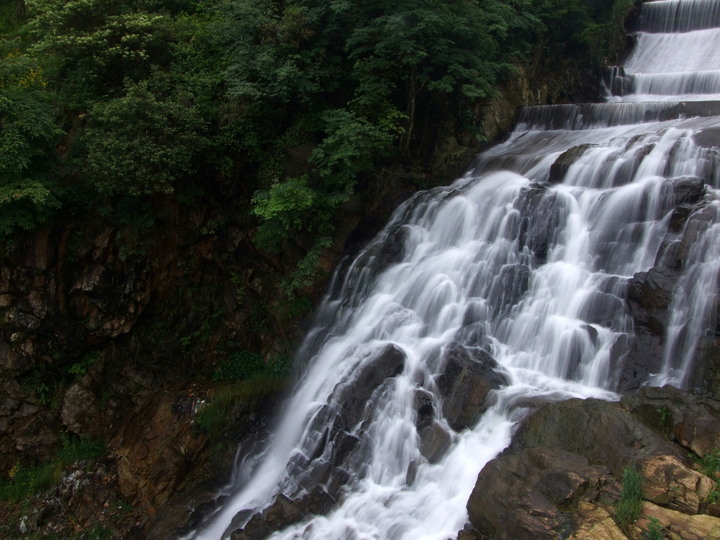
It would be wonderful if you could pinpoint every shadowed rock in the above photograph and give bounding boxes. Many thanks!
[436,344,508,431]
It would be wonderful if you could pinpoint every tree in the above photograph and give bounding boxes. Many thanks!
[83,78,206,196]
[0,40,62,237]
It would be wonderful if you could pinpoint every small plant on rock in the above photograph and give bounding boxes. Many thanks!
[643,516,665,540]
[615,466,644,530]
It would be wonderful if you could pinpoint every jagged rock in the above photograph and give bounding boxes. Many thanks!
[418,421,452,464]
[333,344,406,432]
[638,501,720,540]
[464,389,720,540]
[467,446,615,539]
[230,487,335,540]
[513,398,683,475]
[436,344,508,431]
[567,502,626,540]
[548,144,596,183]
[627,267,677,327]
[693,127,720,149]
[487,264,530,315]
[670,176,705,205]
[516,187,570,263]
[642,454,714,514]
[61,383,101,439]
[111,391,207,514]
[621,386,720,457]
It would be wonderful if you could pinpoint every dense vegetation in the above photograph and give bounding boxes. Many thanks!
[1,0,631,259]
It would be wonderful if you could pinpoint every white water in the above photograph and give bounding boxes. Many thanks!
[185,1,720,538]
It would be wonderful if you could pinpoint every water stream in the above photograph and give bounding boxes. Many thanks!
[184,1,720,538]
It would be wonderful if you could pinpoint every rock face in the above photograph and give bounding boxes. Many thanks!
[436,344,508,431]
[463,386,720,540]
[615,186,718,392]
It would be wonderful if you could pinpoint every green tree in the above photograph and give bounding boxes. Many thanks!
[83,78,206,196]
[0,40,62,237]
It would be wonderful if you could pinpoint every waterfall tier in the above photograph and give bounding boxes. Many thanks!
[185,1,720,538]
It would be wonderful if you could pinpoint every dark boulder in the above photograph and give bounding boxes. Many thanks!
[334,343,406,432]
[516,186,570,263]
[512,397,683,475]
[435,344,508,431]
[467,446,614,539]
[230,487,335,540]
[548,144,596,184]
[464,389,720,539]
[621,385,720,457]
[670,176,705,206]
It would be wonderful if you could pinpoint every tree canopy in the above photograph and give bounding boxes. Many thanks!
[0,0,632,262]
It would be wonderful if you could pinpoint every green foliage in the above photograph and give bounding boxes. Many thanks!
[84,78,206,196]
[252,176,316,234]
[694,448,720,478]
[68,352,99,377]
[0,41,62,237]
[0,435,105,502]
[26,0,175,97]
[643,516,664,540]
[213,351,264,382]
[310,109,396,191]
[213,350,290,382]
[615,466,644,529]
[690,448,720,502]
[195,373,288,438]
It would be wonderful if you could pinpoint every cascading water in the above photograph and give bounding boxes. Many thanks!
[184,1,720,538]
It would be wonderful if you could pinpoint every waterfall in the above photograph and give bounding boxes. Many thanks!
[184,1,720,538]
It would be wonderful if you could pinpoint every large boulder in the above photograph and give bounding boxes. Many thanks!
[435,344,508,431]
[464,387,720,539]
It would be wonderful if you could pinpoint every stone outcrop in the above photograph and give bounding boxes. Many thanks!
[436,344,508,431]
[462,386,720,540]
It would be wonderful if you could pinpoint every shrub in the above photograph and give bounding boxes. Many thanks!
[615,466,644,528]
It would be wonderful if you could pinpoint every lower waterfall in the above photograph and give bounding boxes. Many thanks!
[184,1,720,538]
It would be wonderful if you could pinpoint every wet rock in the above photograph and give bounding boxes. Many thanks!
[567,502,626,540]
[464,388,720,540]
[376,225,408,268]
[621,385,720,457]
[670,176,705,205]
[676,203,717,263]
[467,446,613,539]
[641,454,713,514]
[436,344,508,431]
[516,187,570,263]
[512,397,683,475]
[612,332,665,392]
[418,421,452,463]
[414,389,436,430]
[230,487,335,540]
[487,264,530,315]
[111,391,207,514]
[628,267,676,317]
[334,344,406,432]
[548,144,596,184]
[693,127,720,149]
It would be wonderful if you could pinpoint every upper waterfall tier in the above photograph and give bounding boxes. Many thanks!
[609,0,720,101]
[637,0,720,33]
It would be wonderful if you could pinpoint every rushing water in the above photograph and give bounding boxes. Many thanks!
[184,1,720,538]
